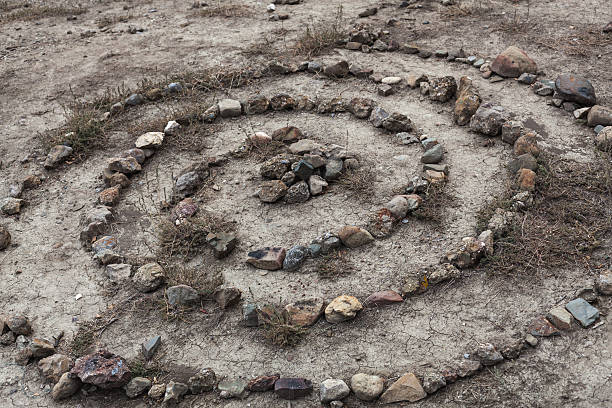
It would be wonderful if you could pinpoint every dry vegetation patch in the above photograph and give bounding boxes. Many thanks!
[0,2,86,23]
[259,305,307,347]
[292,6,346,58]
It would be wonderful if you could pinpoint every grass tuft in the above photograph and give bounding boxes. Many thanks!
[317,249,354,280]
[292,5,346,58]
[0,4,87,23]
[259,305,307,347]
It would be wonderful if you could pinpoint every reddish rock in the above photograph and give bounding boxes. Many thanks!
[440,367,458,384]
[365,290,403,306]
[274,377,312,400]
[108,157,141,174]
[514,131,540,156]
[172,198,198,220]
[517,168,536,191]
[284,298,326,327]
[528,316,560,337]
[337,225,374,248]
[70,349,131,389]
[246,247,286,270]
[454,76,481,125]
[379,373,426,404]
[248,374,279,392]
[272,126,303,143]
[99,185,121,206]
[490,46,537,78]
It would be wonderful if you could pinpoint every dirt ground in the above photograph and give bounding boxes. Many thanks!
[1,0,611,407]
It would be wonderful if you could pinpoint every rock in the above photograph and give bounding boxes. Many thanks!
[498,338,523,359]
[490,46,537,78]
[421,144,444,164]
[501,121,524,144]
[547,306,573,330]
[174,168,208,198]
[528,316,559,337]
[422,372,446,394]
[44,145,73,169]
[202,104,219,122]
[51,372,81,400]
[247,247,286,270]
[7,315,32,335]
[478,230,494,256]
[365,290,403,306]
[358,7,377,17]
[125,93,144,106]
[517,168,536,191]
[206,232,237,259]
[587,105,612,127]
[325,295,363,323]
[574,107,591,119]
[285,298,325,326]
[444,237,486,269]
[378,84,394,96]
[474,343,504,366]
[454,76,481,125]
[166,285,199,307]
[420,81,430,95]
[108,157,141,174]
[349,97,375,119]
[306,61,323,73]
[429,76,457,102]
[135,132,164,149]
[514,131,540,156]
[261,156,291,179]
[0,331,15,345]
[337,226,374,248]
[218,379,248,398]
[426,263,460,285]
[385,196,409,219]
[565,298,599,327]
[163,381,189,404]
[470,102,508,136]
[248,374,279,392]
[595,126,612,152]
[457,360,482,378]
[30,337,55,358]
[246,96,270,114]
[98,185,120,206]
[286,180,310,203]
[125,377,151,398]
[103,170,131,188]
[122,148,146,164]
[172,198,198,221]
[292,160,314,180]
[596,270,612,295]
[274,378,312,400]
[1,197,23,215]
[272,126,303,143]
[243,303,261,327]
[380,373,426,404]
[189,368,217,393]
[70,349,131,388]
[270,93,296,110]
[259,180,288,203]
[525,333,538,347]
[555,74,596,106]
[0,225,11,250]
[308,175,328,196]
[132,263,164,293]
[38,354,72,383]
[382,112,413,132]
[212,287,241,309]
[289,139,321,154]
[517,73,537,84]
[532,79,555,96]
[351,373,384,401]
[141,336,161,360]
[421,137,438,150]
[406,73,428,89]
[346,41,362,50]
[147,383,165,400]
[382,76,402,85]
[324,60,350,78]
[320,379,350,403]
[488,208,518,238]
[283,245,308,270]
[324,159,343,180]
[369,106,390,127]
[281,171,296,186]
[218,99,242,118]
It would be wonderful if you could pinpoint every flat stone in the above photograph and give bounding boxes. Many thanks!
[320,379,350,403]
[218,379,248,398]
[517,73,537,84]
[259,180,288,203]
[532,80,555,96]
[379,372,426,404]
[248,374,279,392]
[470,102,508,136]
[323,60,350,78]
[289,139,321,154]
[133,263,164,293]
[218,99,242,118]
[325,295,363,323]
[206,232,237,259]
[52,372,81,400]
[274,378,312,400]
[378,84,394,96]
[44,145,73,168]
[285,298,325,326]
[272,126,303,143]
[163,381,189,404]
[212,287,241,309]
[555,74,596,106]
[125,377,151,398]
[547,306,573,330]
[365,290,403,306]
[337,225,374,248]
[427,263,460,284]
[421,144,444,164]
[135,132,164,149]
[166,284,199,307]
[70,349,131,389]
[125,93,144,105]
[105,263,132,283]
[382,112,413,132]
[142,335,161,360]
[247,247,286,270]
[29,337,55,358]
[528,316,560,337]
[490,46,537,78]
[587,105,612,127]
[565,298,599,327]
[39,354,73,383]
[350,373,384,401]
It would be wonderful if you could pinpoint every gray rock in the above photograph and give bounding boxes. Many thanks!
[218,99,242,118]
[243,303,261,327]
[133,263,164,293]
[281,171,296,186]
[174,171,203,197]
[350,373,384,401]
[218,379,248,398]
[555,74,596,106]
[212,286,241,309]
[125,377,151,398]
[532,80,555,96]
[474,58,485,68]
[324,159,343,180]
[474,343,504,366]
[508,153,538,173]
[594,125,605,134]
[283,245,309,270]
[501,121,524,144]
[163,381,189,405]
[421,144,444,164]
[308,243,322,257]
[285,181,310,203]
[206,232,237,259]
[308,175,328,196]
[517,73,537,84]
[0,197,23,215]
[320,379,350,403]
[470,102,508,136]
[51,372,81,400]
[142,335,161,360]
[148,383,166,400]
[382,112,413,132]
[422,372,446,394]
[369,106,390,127]
[125,94,144,106]
[293,160,314,180]
[189,368,216,394]
[565,298,599,327]
[44,145,73,169]
[105,263,132,283]
[307,61,322,73]
[166,285,199,307]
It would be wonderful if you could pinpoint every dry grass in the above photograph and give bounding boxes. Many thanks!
[0,3,87,23]
[335,166,377,201]
[292,5,346,58]
[317,249,354,280]
[259,305,307,347]
[128,356,167,379]
[232,138,288,161]
[532,26,612,57]
[161,263,224,297]
[196,3,252,18]
[412,181,459,225]
[478,154,611,275]
[95,13,131,29]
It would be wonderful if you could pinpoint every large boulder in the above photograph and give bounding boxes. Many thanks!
[490,46,537,78]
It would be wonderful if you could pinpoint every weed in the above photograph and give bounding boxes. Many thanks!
[196,3,251,18]
[335,166,377,201]
[292,5,346,58]
[412,181,459,224]
[0,4,87,23]
[128,357,167,379]
[317,249,354,280]
[259,305,306,347]
[95,13,131,29]
[161,263,224,297]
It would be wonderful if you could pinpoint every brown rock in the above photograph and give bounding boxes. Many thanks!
[490,46,537,78]
[587,105,612,127]
[323,60,349,78]
[7,315,31,335]
[22,175,42,190]
[547,306,573,330]
[284,298,326,326]
[454,76,481,125]
[258,180,288,203]
[70,349,131,388]
[272,126,303,143]
[212,287,242,309]
[517,168,536,191]
[30,338,55,358]
[325,295,363,323]
[365,290,403,306]
[246,247,286,270]
[99,185,121,206]
[0,225,11,250]
[528,316,560,337]
[379,373,426,404]
[457,360,482,377]
[39,354,73,383]
[274,377,312,400]
[595,126,612,152]
[337,225,374,248]
[104,171,131,188]
[514,132,540,156]
[248,374,279,392]
[51,372,81,400]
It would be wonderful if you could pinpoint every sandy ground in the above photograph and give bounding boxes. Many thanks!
[1,0,611,407]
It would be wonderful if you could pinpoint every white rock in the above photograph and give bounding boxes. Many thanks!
[135,132,164,149]
[266,4,276,12]
[164,120,181,135]
[382,76,402,84]
[320,379,350,403]
[218,99,242,118]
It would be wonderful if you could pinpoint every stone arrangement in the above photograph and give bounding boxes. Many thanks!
[2,17,611,406]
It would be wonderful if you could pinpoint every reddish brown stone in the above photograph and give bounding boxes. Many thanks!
[274,377,312,400]
[365,290,403,306]
[440,367,458,384]
[172,198,198,220]
[284,298,325,327]
[528,316,560,337]
[70,349,131,389]
[271,126,303,143]
[514,132,540,156]
[99,185,121,206]
[490,46,537,78]
[246,247,286,270]
[248,374,279,392]
[517,168,536,191]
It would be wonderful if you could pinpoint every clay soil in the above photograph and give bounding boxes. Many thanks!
[1,0,611,407]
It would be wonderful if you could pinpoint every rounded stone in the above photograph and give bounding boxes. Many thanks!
[320,379,350,403]
[350,373,384,401]
[325,295,363,323]
[555,74,596,106]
